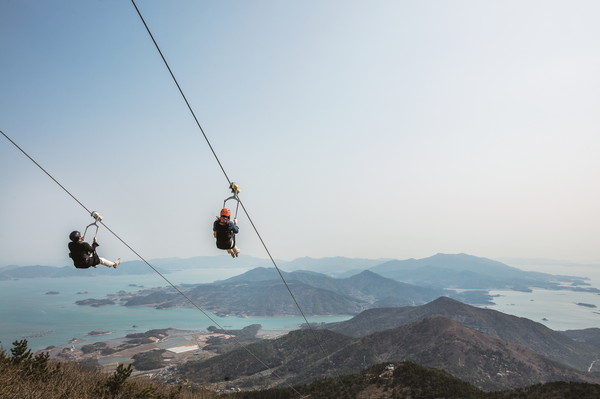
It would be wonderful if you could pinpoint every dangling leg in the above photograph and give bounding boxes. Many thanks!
[98,257,121,268]
[226,238,237,258]
[230,237,239,258]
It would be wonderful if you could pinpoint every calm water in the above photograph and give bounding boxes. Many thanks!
[487,289,600,331]
[2,264,599,352]
[487,263,600,331]
[0,269,351,351]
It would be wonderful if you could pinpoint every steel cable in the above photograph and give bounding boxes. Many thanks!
[130,0,341,376]
[0,128,306,397]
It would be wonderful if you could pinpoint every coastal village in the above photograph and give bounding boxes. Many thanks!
[41,327,286,391]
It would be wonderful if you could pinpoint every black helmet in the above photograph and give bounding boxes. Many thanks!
[69,231,81,242]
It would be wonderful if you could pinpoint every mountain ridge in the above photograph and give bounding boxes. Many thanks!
[370,253,591,290]
[324,296,599,371]
[220,267,447,305]
[179,313,600,391]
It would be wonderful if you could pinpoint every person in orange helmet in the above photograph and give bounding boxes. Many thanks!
[213,208,240,257]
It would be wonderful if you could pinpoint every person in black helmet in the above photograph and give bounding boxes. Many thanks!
[68,231,121,269]
[213,208,240,257]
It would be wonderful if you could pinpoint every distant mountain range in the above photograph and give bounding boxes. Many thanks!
[2,254,593,293]
[179,298,600,391]
[0,255,383,278]
[99,268,447,316]
[369,253,595,291]
[277,256,392,274]
[220,267,447,305]
[0,255,276,279]
[0,261,167,279]
[0,255,272,279]
[71,253,599,316]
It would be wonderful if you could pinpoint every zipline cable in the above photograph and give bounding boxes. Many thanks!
[130,0,339,370]
[0,131,92,215]
[0,128,306,398]
[129,0,231,185]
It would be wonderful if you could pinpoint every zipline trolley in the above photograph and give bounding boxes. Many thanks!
[83,211,103,239]
[222,182,241,219]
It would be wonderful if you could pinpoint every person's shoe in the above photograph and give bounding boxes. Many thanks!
[233,247,240,257]
[113,258,121,268]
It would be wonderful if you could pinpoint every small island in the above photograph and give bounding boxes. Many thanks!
[75,298,116,307]
[87,331,112,336]
[45,291,59,295]
[575,302,597,308]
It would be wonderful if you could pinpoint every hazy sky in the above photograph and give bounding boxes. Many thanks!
[1,0,599,266]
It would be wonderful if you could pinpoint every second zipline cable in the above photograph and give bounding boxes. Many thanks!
[129,0,338,363]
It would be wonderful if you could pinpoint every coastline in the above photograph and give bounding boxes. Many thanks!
[41,327,290,375]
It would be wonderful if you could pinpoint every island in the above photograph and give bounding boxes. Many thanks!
[576,302,597,308]
[75,298,116,307]
[87,331,112,336]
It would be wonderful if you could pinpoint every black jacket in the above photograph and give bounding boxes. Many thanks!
[213,219,238,250]
[68,241,100,268]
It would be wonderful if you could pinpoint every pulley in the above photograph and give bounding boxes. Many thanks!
[223,182,240,219]
[83,211,103,239]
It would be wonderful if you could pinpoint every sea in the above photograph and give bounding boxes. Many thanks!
[1,264,599,352]
[487,263,600,331]
[0,268,350,352]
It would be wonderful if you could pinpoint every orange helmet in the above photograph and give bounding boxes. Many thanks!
[220,208,231,217]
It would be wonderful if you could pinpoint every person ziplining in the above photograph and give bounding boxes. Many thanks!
[213,183,241,258]
[213,208,240,257]
[68,211,121,269]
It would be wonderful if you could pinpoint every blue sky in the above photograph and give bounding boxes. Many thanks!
[1,0,599,266]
